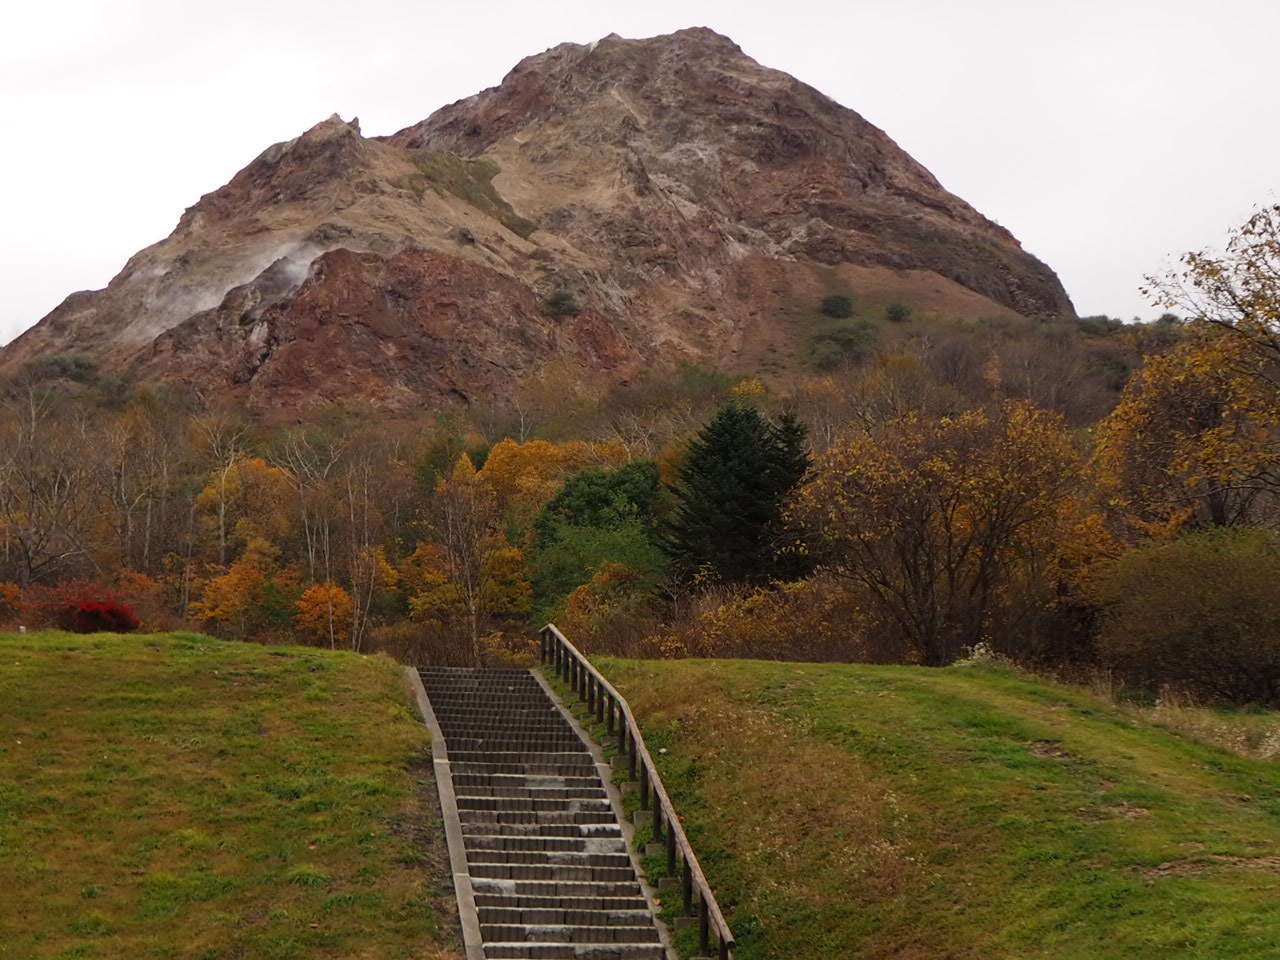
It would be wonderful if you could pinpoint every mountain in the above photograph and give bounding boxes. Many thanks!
[0,27,1074,415]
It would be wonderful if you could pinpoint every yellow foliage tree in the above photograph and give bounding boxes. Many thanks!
[194,457,293,564]
[401,538,531,630]
[295,582,354,648]
[401,542,463,627]
[418,454,535,662]
[793,401,1086,665]
[1094,333,1280,533]
[479,439,628,519]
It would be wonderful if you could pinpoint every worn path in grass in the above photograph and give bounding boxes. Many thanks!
[600,658,1280,960]
[0,631,460,960]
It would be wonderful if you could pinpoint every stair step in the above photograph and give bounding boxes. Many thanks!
[478,906,654,926]
[454,773,602,789]
[481,924,661,944]
[463,823,622,840]
[482,944,665,959]
[470,878,644,900]
[473,893,651,912]
[449,751,595,765]
[457,796,612,812]
[462,787,608,801]
[465,835,626,854]
[467,850,634,868]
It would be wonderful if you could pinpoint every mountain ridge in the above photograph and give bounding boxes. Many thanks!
[0,27,1074,415]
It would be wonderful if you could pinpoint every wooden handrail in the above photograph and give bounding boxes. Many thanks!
[539,623,736,960]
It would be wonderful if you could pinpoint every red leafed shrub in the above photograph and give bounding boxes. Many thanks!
[70,599,141,633]
[24,581,141,633]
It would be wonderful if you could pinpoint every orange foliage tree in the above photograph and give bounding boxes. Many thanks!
[190,539,299,639]
[295,582,354,648]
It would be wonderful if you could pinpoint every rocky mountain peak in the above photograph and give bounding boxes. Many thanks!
[0,29,1073,416]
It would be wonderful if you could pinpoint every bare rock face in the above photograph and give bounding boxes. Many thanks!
[0,28,1073,414]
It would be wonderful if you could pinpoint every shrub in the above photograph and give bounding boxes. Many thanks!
[884,301,912,323]
[809,320,879,369]
[365,621,474,667]
[1086,527,1280,705]
[1077,314,1123,337]
[820,293,854,318]
[545,290,580,317]
[25,353,98,383]
[652,573,907,662]
[24,581,140,633]
[557,563,661,657]
[70,600,141,633]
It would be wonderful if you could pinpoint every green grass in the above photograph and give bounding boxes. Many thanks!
[0,631,458,960]
[410,150,536,239]
[598,658,1280,960]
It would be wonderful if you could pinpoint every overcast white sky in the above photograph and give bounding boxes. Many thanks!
[2,0,1276,345]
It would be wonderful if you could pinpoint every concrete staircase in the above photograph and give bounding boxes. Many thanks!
[419,666,668,960]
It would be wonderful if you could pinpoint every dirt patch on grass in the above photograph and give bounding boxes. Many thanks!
[1143,855,1280,881]
[1027,740,1074,761]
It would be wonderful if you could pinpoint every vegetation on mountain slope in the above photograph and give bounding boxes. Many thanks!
[602,657,1280,960]
[0,631,458,960]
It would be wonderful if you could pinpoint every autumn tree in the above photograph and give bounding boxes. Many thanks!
[192,413,250,568]
[793,401,1084,665]
[269,427,344,583]
[190,538,300,639]
[1098,204,1280,532]
[478,438,627,522]
[1095,334,1280,532]
[1145,203,1280,375]
[295,581,354,648]
[422,454,509,663]
[0,386,103,585]
[194,457,293,568]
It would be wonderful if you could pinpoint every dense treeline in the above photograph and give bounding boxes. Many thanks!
[4,208,1279,703]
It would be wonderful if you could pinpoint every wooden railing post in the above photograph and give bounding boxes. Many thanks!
[682,855,693,915]
[666,814,677,874]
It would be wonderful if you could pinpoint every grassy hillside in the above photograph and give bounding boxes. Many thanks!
[0,631,459,960]
[600,658,1280,960]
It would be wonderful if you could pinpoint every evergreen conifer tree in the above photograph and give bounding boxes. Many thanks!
[664,402,811,585]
